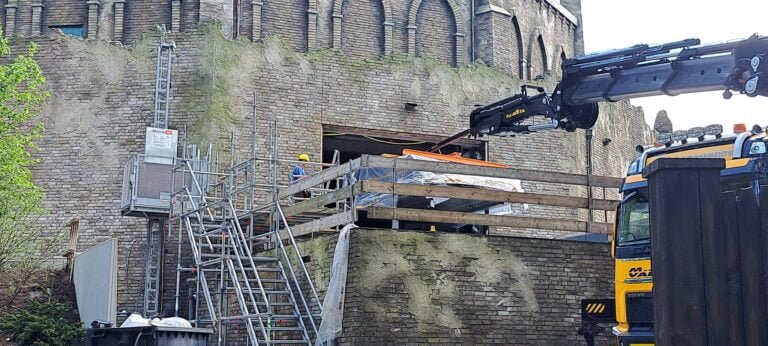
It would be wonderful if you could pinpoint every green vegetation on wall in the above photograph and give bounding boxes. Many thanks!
[180,25,535,152]
[0,28,50,272]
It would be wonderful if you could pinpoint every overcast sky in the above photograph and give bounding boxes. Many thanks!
[580,0,768,131]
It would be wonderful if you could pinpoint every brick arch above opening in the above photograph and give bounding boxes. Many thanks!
[512,16,524,79]
[330,0,394,54]
[526,28,548,80]
[556,44,567,77]
[406,0,466,65]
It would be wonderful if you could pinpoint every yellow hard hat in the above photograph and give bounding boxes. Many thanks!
[298,153,310,162]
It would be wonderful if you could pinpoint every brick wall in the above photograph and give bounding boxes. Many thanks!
[291,229,614,344]
[415,0,457,66]
[44,0,88,27]
[124,1,172,43]
[1,0,583,81]
[0,0,654,327]
[6,27,649,314]
[261,0,308,52]
[340,0,384,59]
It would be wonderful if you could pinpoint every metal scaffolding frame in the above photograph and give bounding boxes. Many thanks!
[166,94,342,345]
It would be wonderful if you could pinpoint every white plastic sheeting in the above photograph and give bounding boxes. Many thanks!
[354,153,525,210]
[315,224,357,346]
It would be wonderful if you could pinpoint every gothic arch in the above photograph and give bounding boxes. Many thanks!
[406,0,466,65]
[512,16,524,79]
[557,45,567,77]
[331,0,394,54]
[527,28,548,80]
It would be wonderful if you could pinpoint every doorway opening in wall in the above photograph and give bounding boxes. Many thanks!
[321,125,497,234]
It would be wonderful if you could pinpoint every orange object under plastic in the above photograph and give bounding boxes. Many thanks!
[401,149,509,168]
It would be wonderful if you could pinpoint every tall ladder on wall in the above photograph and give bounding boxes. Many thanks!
[143,25,176,318]
[171,166,321,345]
[153,25,175,130]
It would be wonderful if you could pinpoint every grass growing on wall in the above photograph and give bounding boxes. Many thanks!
[179,23,561,152]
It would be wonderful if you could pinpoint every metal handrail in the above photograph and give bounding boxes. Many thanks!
[226,200,272,339]
[180,183,271,344]
[185,160,216,221]
[225,260,259,343]
[224,228,269,343]
[181,216,217,322]
[274,203,322,335]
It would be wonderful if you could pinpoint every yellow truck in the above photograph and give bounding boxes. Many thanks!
[443,33,768,345]
[581,123,768,345]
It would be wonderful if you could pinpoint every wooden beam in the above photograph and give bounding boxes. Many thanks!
[360,155,622,188]
[322,124,485,148]
[280,211,355,239]
[279,158,361,198]
[281,183,360,217]
[361,181,619,211]
[366,207,612,233]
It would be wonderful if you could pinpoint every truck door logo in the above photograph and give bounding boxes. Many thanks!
[628,267,652,278]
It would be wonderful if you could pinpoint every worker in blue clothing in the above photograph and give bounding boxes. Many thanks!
[291,153,311,198]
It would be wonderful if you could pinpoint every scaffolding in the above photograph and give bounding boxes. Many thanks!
[125,28,626,346]
[165,94,344,345]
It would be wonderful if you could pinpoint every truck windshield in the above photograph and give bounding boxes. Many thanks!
[617,196,650,246]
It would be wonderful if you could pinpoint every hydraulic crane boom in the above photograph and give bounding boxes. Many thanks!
[451,34,768,146]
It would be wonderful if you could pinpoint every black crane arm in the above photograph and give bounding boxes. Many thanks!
[466,34,768,139]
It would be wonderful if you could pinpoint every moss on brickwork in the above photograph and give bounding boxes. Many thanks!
[41,33,155,170]
[350,230,539,333]
[292,235,333,294]
[179,25,539,150]
[289,229,613,343]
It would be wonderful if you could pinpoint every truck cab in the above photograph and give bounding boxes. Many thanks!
[611,123,768,345]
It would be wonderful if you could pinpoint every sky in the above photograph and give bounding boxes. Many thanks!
[580,0,768,131]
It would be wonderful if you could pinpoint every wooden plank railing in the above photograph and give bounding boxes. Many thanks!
[279,154,622,237]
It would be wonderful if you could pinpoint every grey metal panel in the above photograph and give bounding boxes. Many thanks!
[74,239,118,327]
[121,154,198,217]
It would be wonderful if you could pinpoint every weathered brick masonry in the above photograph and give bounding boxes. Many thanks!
[1,0,648,332]
[292,229,614,344]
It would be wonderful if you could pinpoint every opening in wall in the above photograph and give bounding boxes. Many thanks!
[322,125,497,234]
[321,125,486,164]
[50,25,85,37]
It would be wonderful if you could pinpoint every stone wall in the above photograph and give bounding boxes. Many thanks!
[292,229,614,344]
[3,21,649,312]
[0,0,654,324]
[2,0,582,83]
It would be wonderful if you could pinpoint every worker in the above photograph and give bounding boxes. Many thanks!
[291,154,311,199]
[292,154,310,182]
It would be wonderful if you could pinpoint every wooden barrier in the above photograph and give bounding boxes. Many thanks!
[279,154,621,237]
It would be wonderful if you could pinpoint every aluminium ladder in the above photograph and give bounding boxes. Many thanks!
[152,30,175,130]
